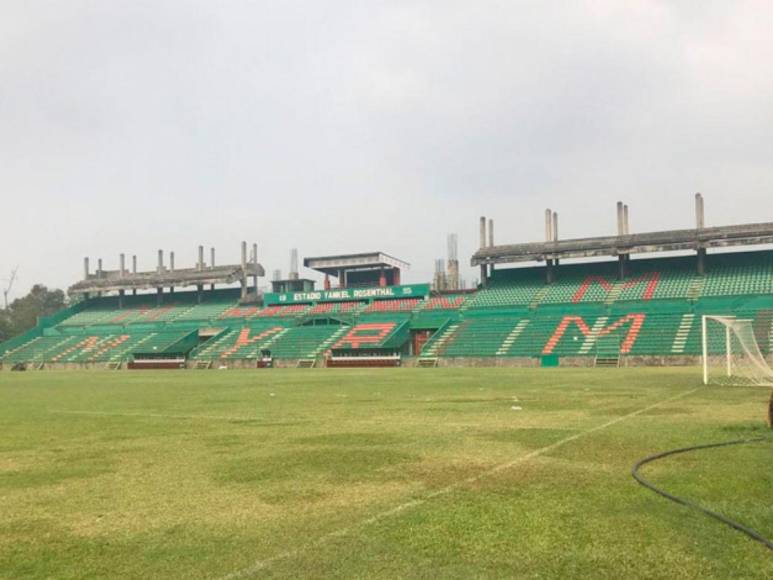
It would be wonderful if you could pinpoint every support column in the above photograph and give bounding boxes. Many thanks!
[240,241,248,300]
[616,202,626,280]
[156,287,163,306]
[479,216,487,287]
[118,289,124,309]
[545,209,554,283]
[488,218,495,275]
[695,193,706,274]
[552,211,560,269]
[197,284,203,304]
[252,243,259,294]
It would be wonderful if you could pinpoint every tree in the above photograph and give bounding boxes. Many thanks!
[1,284,66,341]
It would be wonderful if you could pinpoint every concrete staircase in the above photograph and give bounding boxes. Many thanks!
[496,320,530,356]
[604,282,624,305]
[671,313,695,354]
[687,277,705,301]
[528,286,551,309]
[420,323,460,358]
[578,317,610,355]
[310,325,348,358]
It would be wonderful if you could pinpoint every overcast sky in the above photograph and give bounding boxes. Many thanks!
[2,1,772,299]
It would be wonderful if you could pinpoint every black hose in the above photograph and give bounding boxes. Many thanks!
[632,437,773,551]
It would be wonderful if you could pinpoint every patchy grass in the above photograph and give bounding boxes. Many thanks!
[0,368,770,579]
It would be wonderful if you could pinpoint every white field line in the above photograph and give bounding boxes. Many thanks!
[49,410,275,422]
[220,387,700,579]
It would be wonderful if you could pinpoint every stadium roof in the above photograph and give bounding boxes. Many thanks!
[471,222,773,266]
[68,263,264,295]
[303,252,409,275]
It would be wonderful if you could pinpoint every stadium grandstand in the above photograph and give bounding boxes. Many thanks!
[1,195,772,370]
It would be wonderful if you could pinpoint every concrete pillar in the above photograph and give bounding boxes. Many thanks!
[170,251,175,272]
[623,205,630,235]
[198,245,204,271]
[252,243,259,293]
[118,289,124,309]
[210,247,215,269]
[696,193,706,274]
[132,255,137,274]
[197,284,203,304]
[615,202,625,279]
[544,209,553,283]
[240,241,248,299]
[156,287,163,306]
[488,219,495,274]
[545,209,553,241]
[157,250,163,273]
[84,257,90,279]
[120,253,126,277]
[479,216,487,286]
[695,192,705,229]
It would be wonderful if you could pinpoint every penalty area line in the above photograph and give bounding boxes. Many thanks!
[219,387,699,579]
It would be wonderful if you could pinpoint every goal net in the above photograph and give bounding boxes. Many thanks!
[702,315,773,387]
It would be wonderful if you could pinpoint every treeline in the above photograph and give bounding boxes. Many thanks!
[0,285,66,343]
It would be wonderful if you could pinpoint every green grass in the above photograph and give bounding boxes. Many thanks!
[0,368,771,579]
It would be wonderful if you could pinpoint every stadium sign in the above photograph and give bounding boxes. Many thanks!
[263,284,430,305]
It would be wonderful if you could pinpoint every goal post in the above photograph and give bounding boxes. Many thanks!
[701,315,773,387]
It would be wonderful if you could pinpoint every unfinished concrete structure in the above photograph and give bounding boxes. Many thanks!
[472,195,773,280]
[69,242,264,304]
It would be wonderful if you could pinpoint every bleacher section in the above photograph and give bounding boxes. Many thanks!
[2,249,772,367]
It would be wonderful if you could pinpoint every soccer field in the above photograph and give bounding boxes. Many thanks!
[0,368,770,579]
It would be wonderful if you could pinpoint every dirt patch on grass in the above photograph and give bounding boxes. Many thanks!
[218,447,418,485]
[293,432,406,446]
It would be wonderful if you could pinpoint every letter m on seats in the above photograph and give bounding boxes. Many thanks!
[542,314,646,355]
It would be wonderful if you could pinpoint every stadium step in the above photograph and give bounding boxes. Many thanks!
[417,357,438,368]
[311,325,348,358]
[594,356,620,368]
[496,319,530,355]
[686,276,705,301]
[528,286,551,309]
[603,282,624,305]
[421,323,460,357]
[671,313,696,354]
[579,317,609,354]
[296,359,316,368]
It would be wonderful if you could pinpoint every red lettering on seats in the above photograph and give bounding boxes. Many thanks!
[542,314,646,354]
